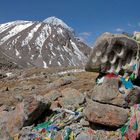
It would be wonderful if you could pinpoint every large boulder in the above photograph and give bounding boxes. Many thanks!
[91,77,126,107]
[133,31,140,42]
[0,97,50,139]
[91,77,140,107]
[85,33,140,74]
[84,100,129,127]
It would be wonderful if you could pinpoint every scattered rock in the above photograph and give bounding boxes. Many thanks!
[92,77,126,107]
[18,126,33,140]
[50,100,61,110]
[44,90,62,101]
[46,76,76,91]
[59,88,85,108]
[80,118,89,127]
[76,132,94,140]
[14,94,24,102]
[0,97,50,138]
[0,73,7,79]
[84,100,129,127]
[125,86,140,107]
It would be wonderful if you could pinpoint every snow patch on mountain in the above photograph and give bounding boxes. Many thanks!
[0,22,33,45]
[57,27,64,36]
[0,21,32,34]
[70,40,86,61]
[43,61,48,68]
[15,49,20,56]
[35,24,50,48]
[22,23,41,46]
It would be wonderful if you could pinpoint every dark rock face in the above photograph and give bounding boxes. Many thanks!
[84,100,129,127]
[0,51,18,69]
[0,17,90,68]
[85,33,140,73]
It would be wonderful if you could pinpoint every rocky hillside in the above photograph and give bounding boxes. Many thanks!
[0,66,140,140]
[0,17,90,68]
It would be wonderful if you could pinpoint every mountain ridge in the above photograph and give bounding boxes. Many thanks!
[0,17,91,69]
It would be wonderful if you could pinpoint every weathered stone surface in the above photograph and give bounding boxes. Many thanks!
[0,73,7,79]
[125,86,140,107]
[50,101,61,110]
[80,118,90,127]
[46,76,76,91]
[85,32,140,74]
[134,31,140,41]
[84,100,129,127]
[59,88,85,108]
[22,97,50,126]
[76,129,121,140]
[0,97,50,139]
[92,77,119,100]
[92,77,126,107]
[44,90,62,101]
[18,126,33,140]
[76,132,94,140]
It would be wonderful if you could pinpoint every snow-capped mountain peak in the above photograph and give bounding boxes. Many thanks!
[43,16,73,32]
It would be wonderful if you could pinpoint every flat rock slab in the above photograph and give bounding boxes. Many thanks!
[84,100,129,127]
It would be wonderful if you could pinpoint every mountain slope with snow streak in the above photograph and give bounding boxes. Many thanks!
[0,17,90,68]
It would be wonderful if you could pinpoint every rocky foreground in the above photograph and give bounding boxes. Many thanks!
[0,67,140,140]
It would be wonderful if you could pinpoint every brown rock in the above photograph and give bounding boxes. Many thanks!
[50,101,61,110]
[46,76,76,91]
[92,77,126,107]
[80,118,90,127]
[44,90,62,101]
[76,132,94,140]
[125,86,140,107]
[59,88,85,108]
[85,32,139,74]
[0,97,50,138]
[84,100,129,127]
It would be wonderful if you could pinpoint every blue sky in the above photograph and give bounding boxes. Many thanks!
[0,0,140,46]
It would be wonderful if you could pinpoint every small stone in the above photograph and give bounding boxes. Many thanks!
[80,118,89,127]
[44,90,62,101]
